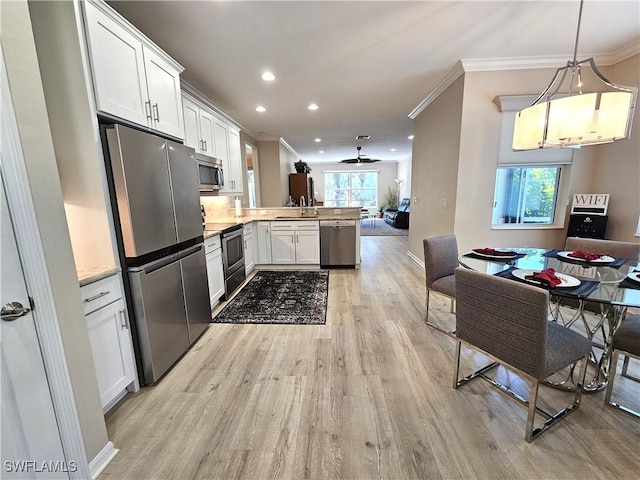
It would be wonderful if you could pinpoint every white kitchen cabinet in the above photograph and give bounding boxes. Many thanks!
[270,221,320,264]
[255,221,272,264]
[204,235,225,309]
[243,223,256,274]
[182,95,215,155]
[225,127,244,194]
[81,274,136,412]
[84,1,184,139]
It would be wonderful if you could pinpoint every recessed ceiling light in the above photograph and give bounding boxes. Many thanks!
[390,148,396,152]
[314,138,322,143]
[260,71,275,81]
[255,106,266,112]
[308,103,319,111]
[319,150,324,154]
[408,135,414,140]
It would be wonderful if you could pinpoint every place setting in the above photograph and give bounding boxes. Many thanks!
[543,249,627,268]
[493,266,599,298]
[465,247,526,262]
[617,269,640,290]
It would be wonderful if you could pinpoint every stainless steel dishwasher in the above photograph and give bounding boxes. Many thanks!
[320,220,356,268]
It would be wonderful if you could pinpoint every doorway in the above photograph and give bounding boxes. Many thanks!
[245,143,260,208]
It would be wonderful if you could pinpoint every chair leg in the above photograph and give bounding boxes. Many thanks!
[424,290,430,324]
[453,340,462,389]
[604,349,619,407]
[525,379,540,443]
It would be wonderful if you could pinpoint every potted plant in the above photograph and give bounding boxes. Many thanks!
[377,203,386,218]
[384,184,400,211]
[294,159,311,174]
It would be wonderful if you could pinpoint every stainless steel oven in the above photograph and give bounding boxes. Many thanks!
[196,153,224,194]
[220,224,245,299]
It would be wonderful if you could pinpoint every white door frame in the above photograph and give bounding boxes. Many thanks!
[1,47,90,479]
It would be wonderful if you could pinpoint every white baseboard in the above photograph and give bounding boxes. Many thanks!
[407,250,424,269]
[89,441,118,479]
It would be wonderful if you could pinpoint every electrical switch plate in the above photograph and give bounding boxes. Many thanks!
[333,209,341,214]
[260,210,267,214]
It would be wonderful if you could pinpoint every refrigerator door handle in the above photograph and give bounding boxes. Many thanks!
[175,244,203,262]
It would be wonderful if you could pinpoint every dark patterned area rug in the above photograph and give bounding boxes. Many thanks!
[212,271,329,325]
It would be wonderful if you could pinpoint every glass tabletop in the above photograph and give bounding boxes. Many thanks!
[459,247,640,308]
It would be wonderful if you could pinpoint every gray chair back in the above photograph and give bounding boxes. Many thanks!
[423,235,459,289]
[565,237,640,261]
[455,267,549,378]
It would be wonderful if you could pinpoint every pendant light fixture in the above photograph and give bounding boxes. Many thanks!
[512,0,637,151]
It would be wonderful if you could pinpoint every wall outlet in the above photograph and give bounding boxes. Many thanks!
[333,209,341,214]
[440,198,448,208]
[260,209,267,215]
[413,196,418,204]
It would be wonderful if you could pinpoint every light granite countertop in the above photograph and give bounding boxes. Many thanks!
[78,266,121,287]
[203,208,362,239]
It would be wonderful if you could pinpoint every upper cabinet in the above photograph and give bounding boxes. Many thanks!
[83,1,184,139]
[182,92,244,195]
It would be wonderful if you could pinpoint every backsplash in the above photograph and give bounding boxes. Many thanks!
[200,196,233,220]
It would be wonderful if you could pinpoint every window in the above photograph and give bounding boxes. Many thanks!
[492,166,561,225]
[324,171,377,208]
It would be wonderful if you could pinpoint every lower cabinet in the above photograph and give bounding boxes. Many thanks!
[269,221,320,264]
[205,235,225,309]
[255,221,272,264]
[243,223,256,274]
[82,274,136,412]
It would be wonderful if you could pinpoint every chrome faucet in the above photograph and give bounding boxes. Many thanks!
[299,196,306,215]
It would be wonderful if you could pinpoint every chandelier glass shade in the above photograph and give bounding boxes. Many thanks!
[512,2,638,151]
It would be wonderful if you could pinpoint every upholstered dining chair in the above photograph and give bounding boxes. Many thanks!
[453,267,592,442]
[564,237,640,261]
[423,235,459,336]
[604,314,640,419]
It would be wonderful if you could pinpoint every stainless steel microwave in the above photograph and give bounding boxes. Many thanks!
[196,154,224,194]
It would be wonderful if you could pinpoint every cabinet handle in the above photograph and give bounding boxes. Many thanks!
[119,309,129,330]
[152,103,160,122]
[84,291,109,303]
[144,101,152,121]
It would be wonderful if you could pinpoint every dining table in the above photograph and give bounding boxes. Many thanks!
[459,247,640,392]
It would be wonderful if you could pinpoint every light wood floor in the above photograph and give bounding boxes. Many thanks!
[102,236,640,480]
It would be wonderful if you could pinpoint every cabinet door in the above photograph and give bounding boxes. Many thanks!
[271,231,296,264]
[206,249,225,309]
[86,299,135,409]
[226,127,243,194]
[182,97,200,151]
[295,230,320,264]
[84,2,149,126]
[243,226,255,274]
[199,110,215,157]
[256,222,272,264]
[143,46,184,139]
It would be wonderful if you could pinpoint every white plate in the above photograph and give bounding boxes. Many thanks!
[557,251,615,263]
[471,250,518,260]
[512,269,581,288]
[626,272,640,284]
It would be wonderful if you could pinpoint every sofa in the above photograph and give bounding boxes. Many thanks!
[383,198,410,229]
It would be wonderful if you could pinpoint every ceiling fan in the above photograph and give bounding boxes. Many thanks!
[339,146,381,164]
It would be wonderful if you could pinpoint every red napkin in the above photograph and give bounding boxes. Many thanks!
[473,247,517,257]
[525,268,562,287]
[568,250,604,261]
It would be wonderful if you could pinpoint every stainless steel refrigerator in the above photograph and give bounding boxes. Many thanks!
[104,124,210,385]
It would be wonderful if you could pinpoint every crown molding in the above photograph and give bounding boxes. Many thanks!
[279,137,300,158]
[409,42,639,119]
[408,61,465,119]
